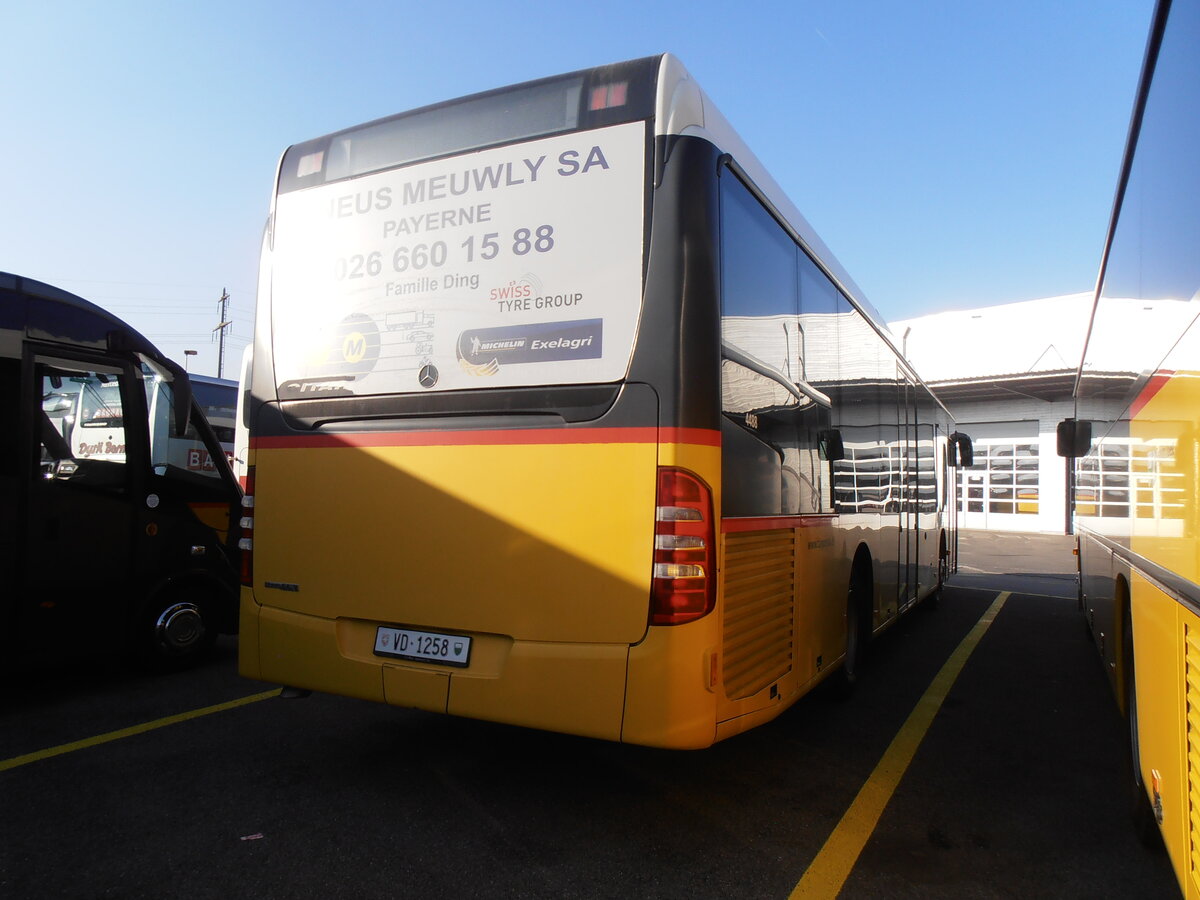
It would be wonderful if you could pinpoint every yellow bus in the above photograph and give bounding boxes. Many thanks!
[1060,0,1200,890]
[238,55,968,748]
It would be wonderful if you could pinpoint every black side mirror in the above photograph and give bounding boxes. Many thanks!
[1056,419,1092,458]
[950,432,974,468]
[819,429,845,462]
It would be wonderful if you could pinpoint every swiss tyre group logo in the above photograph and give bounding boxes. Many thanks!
[456,319,603,376]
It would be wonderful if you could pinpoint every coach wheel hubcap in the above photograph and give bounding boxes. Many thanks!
[156,602,205,653]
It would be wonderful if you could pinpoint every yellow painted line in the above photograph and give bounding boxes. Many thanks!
[954,584,1071,601]
[0,687,282,773]
[790,591,1010,899]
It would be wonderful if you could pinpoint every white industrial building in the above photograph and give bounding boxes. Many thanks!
[892,293,1195,535]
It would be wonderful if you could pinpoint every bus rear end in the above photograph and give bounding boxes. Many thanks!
[240,57,726,746]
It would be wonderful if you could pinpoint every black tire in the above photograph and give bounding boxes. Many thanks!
[1076,540,1086,613]
[835,558,871,697]
[926,543,949,609]
[135,583,219,670]
[1122,598,1163,850]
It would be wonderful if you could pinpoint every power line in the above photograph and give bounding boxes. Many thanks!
[39,277,253,292]
[213,288,233,379]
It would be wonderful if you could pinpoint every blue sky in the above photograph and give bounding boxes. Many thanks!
[2,0,1152,377]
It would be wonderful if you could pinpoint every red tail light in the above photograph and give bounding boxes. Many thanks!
[650,468,715,626]
[589,82,628,110]
[238,466,255,587]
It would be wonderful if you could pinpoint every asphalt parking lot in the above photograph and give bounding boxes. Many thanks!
[0,530,1181,899]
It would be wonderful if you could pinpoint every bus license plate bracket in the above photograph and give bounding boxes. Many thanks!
[374,626,472,668]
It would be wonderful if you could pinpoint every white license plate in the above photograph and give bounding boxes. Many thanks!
[374,626,471,668]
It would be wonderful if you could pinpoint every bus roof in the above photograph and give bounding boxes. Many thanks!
[189,374,238,389]
[1,271,184,380]
[650,55,898,362]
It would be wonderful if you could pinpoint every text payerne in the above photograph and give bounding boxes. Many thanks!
[383,203,492,238]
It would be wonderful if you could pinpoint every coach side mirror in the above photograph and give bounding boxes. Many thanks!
[819,429,845,461]
[1057,418,1092,458]
[950,432,974,468]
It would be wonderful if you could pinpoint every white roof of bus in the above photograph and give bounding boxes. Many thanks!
[653,55,884,340]
[891,292,1200,382]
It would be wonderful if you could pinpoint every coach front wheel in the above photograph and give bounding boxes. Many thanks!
[135,584,219,670]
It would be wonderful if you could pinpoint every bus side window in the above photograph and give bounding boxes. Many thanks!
[36,363,129,492]
[719,169,834,516]
[143,369,224,481]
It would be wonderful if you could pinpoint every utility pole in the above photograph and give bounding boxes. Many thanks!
[213,288,232,378]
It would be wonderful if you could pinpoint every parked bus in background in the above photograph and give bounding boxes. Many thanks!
[189,373,237,467]
[1059,0,1200,891]
[239,55,970,748]
[232,345,253,490]
[0,273,242,667]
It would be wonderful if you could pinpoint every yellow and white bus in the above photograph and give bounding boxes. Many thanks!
[1060,0,1200,890]
[239,55,968,748]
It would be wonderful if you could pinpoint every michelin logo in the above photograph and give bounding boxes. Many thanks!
[457,319,603,376]
[471,337,527,354]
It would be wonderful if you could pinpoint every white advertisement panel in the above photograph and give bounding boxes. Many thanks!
[270,121,646,398]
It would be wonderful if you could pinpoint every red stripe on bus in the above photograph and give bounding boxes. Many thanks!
[252,426,721,451]
[721,515,836,533]
[661,427,722,446]
[1130,370,1173,418]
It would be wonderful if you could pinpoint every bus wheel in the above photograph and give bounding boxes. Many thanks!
[137,585,218,669]
[1122,594,1162,849]
[926,538,949,610]
[835,557,871,697]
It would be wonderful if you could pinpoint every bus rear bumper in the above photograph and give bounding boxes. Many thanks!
[623,618,720,749]
[242,602,630,742]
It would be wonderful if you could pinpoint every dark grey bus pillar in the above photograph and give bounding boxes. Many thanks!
[1056,418,1093,535]
[105,324,192,432]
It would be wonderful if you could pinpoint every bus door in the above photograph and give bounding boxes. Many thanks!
[916,418,938,594]
[23,354,141,644]
[898,367,919,611]
[0,356,19,645]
